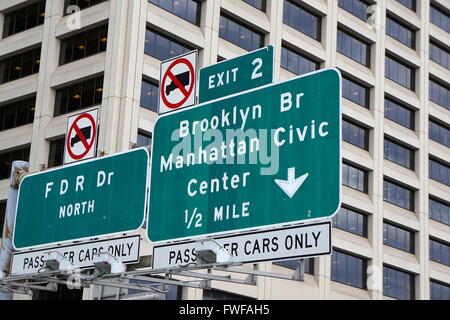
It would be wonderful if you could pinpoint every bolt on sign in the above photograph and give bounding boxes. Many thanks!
[198,45,274,103]
[13,148,149,250]
[159,50,198,115]
[64,108,99,165]
[148,69,342,243]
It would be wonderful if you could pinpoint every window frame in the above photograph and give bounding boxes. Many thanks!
[147,0,202,26]
[337,28,371,67]
[342,76,370,108]
[386,14,416,49]
[384,97,415,130]
[338,0,371,21]
[2,0,46,38]
[383,178,415,212]
[219,13,265,52]
[342,162,369,193]
[332,206,368,238]
[429,157,450,187]
[280,44,321,75]
[0,96,36,132]
[331,249,367,290]
[383,265,415,300]
[429,197,450,226]
[383,221,415,254]
[283,0,322,41]
[384,137,415,170]
[342,118,370,150]
[63,0,108,16]
[429,238,450,267]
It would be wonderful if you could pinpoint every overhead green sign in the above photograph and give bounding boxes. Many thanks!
[198,45,274,103]
[13,148,149,250]
[148,69,342,243]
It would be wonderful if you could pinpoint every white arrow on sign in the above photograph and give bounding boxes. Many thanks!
[275,168,309,198]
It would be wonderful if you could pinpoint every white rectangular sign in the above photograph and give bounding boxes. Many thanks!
[152,222,331,269]
[11,235,140,276]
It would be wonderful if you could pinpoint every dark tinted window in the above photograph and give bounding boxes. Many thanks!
[331,250,366,289]
[384,138,415,170]
[243,0,266,11]
[148,0,201,25]
[3,1,46,38]
[0,97,35,132]
[54,76,104,116]
[383,179,415,211]
[430,238,450,267]
[219,14,264,52]
[48,139,65,168]
[338,0,370,21]
[0,47,41,84]
[63,0,108,15]
[430,280,450,300]
[430,197,449,226]
[140,79,159,112]
[283,0,321,41]
[429,78,449,110]
[384,98,414,130]
[281,46,320,75]
[385,55,415,90]
[60,25,108,65]
[342,77,370,108]
[273,259,314,275]
[383,222,414,253]
[342,162,368,193]
[0,146,30,180]
[203,289,250,300]
[429,158,450,186]
[332,207,367,237]
[395,0,416,11]
[429,119,449,148]
[430,40,449,70]
[383,266,415,300]
[144,29,193,61]
[342,119,369,150]
[137,132,152,147]
[430,3,450,33]
[386,16,415,49]
[337,29,370,66]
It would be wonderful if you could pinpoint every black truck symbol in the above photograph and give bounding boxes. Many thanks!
[71,126,92,147]
[165,71,190,96]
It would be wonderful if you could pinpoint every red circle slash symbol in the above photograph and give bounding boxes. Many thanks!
[66,113,97,160]
[161,58,195,109]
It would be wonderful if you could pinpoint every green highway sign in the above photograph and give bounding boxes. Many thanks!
[13,148,149,250]
[148,69,342,243]
[198,45,274,103]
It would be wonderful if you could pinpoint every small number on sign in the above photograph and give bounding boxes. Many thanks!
[308,210,312,217]
[252,58,263,80]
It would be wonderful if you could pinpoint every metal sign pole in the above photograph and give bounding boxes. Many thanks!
[0,161,29,300]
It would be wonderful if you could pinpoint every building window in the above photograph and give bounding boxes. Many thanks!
[430,238,450,267]
[148,0,201,25]
[429,158,450,187]
[2,0,46,38]
[0,202,5,239]
[283,0,321,41]
[0,47,41,84]
[137,132,152,147]
[342,119,369,150]
[395,0,416,11]
[203,289,250,300]
[0,146,30,180]
[429,119,449,148]
[342,76,370,108]
[54,75,104,116]
[430,3,450,33]
[383,266,415,300]
[63,0,108,15]
[430,40,449,70]
[0,96,35,132]
[144,29,193,61]
[280,46,320,75]
[430,280,450,300]
[331,250,367,290]
[342,162,368,193]
[384,98,415,130]
[385,55,415,91]
[429,197,449,226]
[383,179,415,212]
[383,222,415,253]
[338,0,370,21]
[140,79,159,112]
[48,139,65,168]
[273,259,314,275]
[219,14,264,52]
[60,24,108,65]
[384,138,415,170]
[337,29,370,66]
[332,207,367,237]
[386,15,416,49]
[429,78,449,110]
[243,0,266,11]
